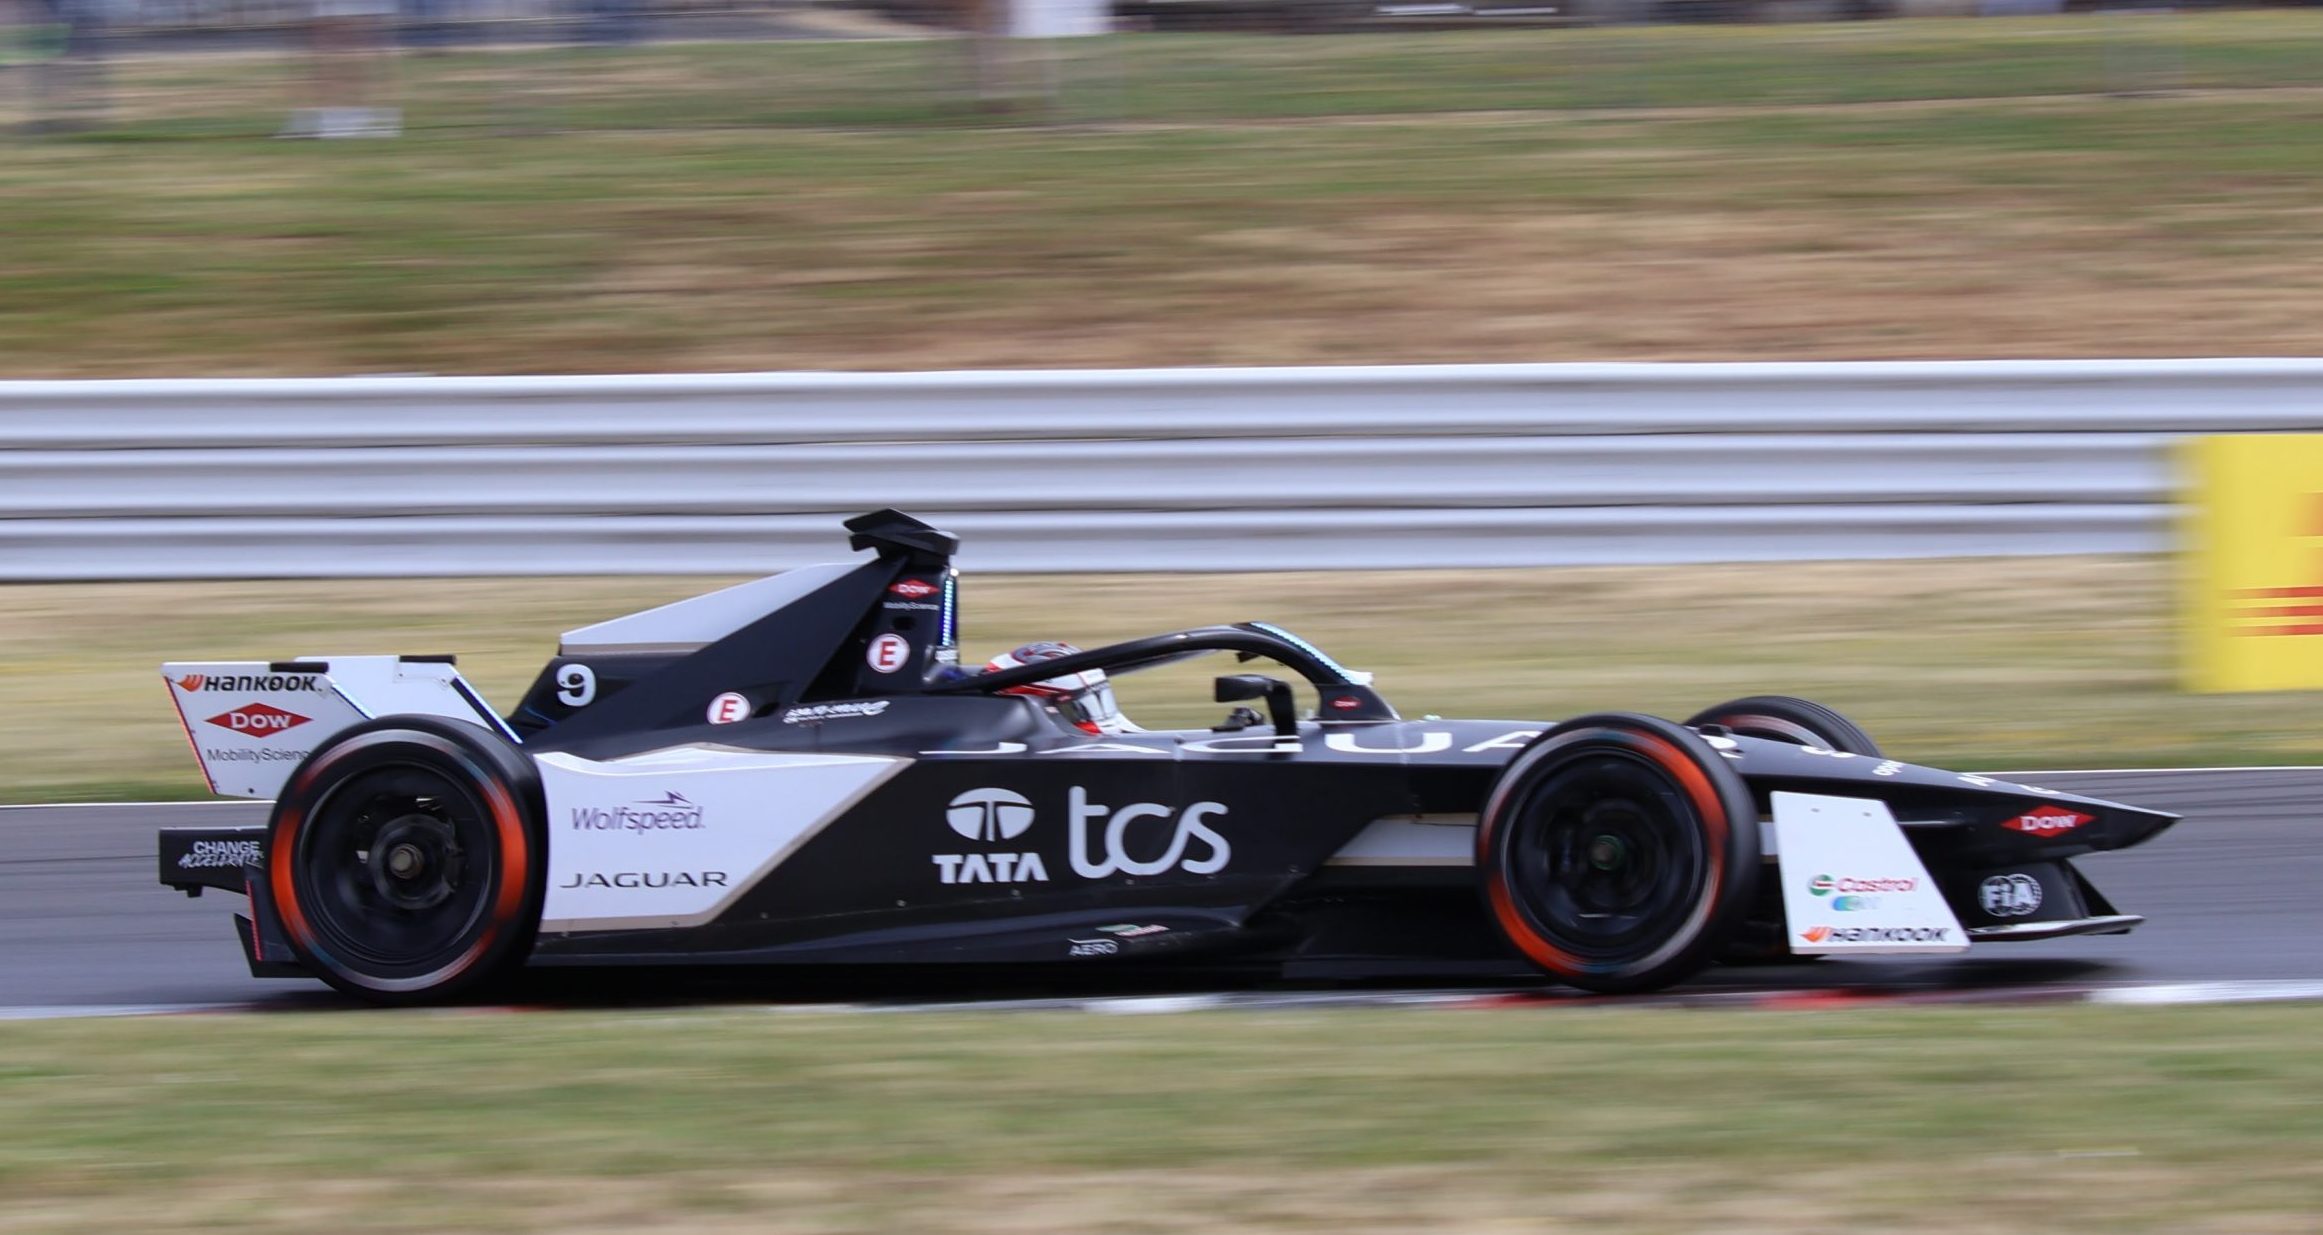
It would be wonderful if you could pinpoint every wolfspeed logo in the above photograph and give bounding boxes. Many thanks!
[177,673,324,693]
[569,792,704,833]
[204,703,311,738]
[1799,925,1952,944]
[177,839,263,869]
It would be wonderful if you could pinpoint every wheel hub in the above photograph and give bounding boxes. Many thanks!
[365,813,462,911]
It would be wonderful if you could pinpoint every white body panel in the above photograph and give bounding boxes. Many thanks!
[1771,791,1967,955]
[559,562,856,655]
[536,746,907,932]
[163,658,507,800]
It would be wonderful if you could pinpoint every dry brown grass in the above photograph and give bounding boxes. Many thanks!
[5,20,2323,375]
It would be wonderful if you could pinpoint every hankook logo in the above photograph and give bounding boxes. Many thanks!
[179,673,323,693]
[946,787,1035,842]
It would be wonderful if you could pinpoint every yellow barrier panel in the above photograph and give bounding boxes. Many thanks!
[2184,434,2323,692]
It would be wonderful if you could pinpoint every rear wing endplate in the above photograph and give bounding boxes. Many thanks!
[162,656,512,800]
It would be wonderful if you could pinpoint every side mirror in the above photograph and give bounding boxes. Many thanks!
[1215,674,1298,738]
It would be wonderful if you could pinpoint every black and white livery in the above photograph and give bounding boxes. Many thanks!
[157,510,2179,1004]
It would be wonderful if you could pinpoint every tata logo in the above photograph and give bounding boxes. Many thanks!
[1069,787,1230,879]
[2002,805,2093,836]
[932,787,1232,884]
[933,852,1049,884]
[204,703,311,738]
[935,788,1047,885]
[946,788,1034,841]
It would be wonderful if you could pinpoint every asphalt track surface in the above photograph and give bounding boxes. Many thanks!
[4,767,2318,1013]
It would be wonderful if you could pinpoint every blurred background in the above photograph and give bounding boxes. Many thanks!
[6,0,2323,375]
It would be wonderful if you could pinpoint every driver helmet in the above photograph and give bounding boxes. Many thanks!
[984,642,1130,736]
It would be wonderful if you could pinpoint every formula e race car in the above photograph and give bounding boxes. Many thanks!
[157,510,2179,1005]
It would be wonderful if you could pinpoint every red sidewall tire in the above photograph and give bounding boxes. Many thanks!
[269,716,544,1005]
[1477,712,1760,993]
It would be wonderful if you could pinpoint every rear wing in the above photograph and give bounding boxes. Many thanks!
[163,656,514,800]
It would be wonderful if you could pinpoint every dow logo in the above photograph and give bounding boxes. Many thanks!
[204,702,311,738]
[946,787,1035,842]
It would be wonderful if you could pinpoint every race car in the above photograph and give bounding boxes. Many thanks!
[157,509,2179,1005]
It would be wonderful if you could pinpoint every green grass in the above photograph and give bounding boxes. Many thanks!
[4,17,2323,374]
[8,556,2323,804]
[3,1004,2322,1232]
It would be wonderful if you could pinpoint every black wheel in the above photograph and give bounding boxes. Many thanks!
[1684,695,1880,757]
[267,716,543,1005]
[1477,713,1760,994]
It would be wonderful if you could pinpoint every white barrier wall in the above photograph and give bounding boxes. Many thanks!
[6,359,2320,578]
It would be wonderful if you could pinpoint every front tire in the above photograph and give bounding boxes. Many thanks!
[268,716,543,1005]
[1477,713,1760,994]
[1683,695,1876,964]
[1684,695,1881,757]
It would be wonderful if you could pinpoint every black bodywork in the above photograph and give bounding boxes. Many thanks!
[160,510,2180,986]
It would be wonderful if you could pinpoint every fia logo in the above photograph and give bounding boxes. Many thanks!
[1979,873,2044,917]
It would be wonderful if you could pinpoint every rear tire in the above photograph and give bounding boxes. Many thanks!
[1685,695,1880,757]
[1477,713,1760,993]
[268,716,543,1006]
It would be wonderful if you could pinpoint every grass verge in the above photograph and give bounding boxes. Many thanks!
[3,18,2323,374]
[4,1004,2322,1232]
[6,555,2321,804]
